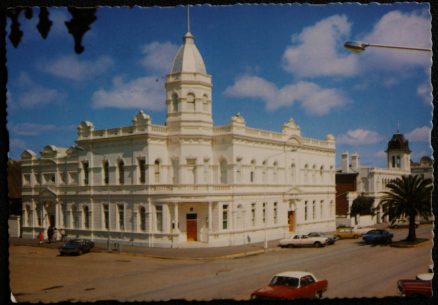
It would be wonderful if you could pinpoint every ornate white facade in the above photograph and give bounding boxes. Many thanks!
[20,30,336,247]
[337,133,411,226]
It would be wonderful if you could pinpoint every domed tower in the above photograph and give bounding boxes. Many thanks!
[165,30,213,134]
[385,132,411,172]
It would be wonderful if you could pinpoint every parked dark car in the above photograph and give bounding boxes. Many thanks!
[306,232,338,245]
[59,239,95,256]
[362,229,393,244]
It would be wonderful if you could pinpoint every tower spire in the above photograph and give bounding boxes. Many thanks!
[187,5,191,33]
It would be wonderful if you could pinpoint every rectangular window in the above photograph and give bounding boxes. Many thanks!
[83,161,89,185]
[273,202,278,224]
[118,161,124,184]
[156,205,163,231]
[251,203,256,226]
[222,204,228,230]
[103,204,109,229]
[73,206,80,228]
[139,159,146,183]
[304,201,308,221]
[312,201,316,220]
[140,207,146,231]
[103,161,109,185]
[250,171,254,183]
[262,203,266,224]
[36,205,43,226]
[118,204,124,230]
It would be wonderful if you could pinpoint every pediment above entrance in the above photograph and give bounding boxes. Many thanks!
[39,187,58,199]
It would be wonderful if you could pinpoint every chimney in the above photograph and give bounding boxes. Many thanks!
[351,153,359,171]
[341,152,349,173]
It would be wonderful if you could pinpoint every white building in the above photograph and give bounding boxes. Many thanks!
[336,132,411,227]
[20,29,336,247]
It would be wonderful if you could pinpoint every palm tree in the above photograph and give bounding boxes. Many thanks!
[378,175,432,242]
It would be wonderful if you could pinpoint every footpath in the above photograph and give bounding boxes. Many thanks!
[9,237,282,260]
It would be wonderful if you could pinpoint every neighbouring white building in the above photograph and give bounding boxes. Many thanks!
[336,132,411,227]
[20,29,337,247]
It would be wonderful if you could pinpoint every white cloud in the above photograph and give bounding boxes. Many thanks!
[224,75,348,116]
[337,129,384,145]
[360,10,431,71]
[91,76,165,110]
[11,123,75,136]
[406,126,430,142]
[375,150,387,158]
[140,41,179,74]
[9,138,27,152]
[282,15,359,78]
[39,55,113,81]
[14,72,62,109]
[417,83,432,105]
[49,9,70,36]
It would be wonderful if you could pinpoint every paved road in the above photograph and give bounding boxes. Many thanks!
[10,225,432,302]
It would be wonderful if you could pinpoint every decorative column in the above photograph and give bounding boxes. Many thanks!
[208,201,212,242]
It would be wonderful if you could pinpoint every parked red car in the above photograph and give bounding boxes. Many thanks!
[397,277,432,297]
[250,271,328,300]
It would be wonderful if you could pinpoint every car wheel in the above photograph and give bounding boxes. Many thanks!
[314,242,322,248]
[289,244,295,248]
[315,291,323,299]
[353,235,359,239]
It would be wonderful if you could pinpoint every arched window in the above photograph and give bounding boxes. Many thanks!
[312,200,316,219]
[72,205,79,228]
[291,163,296,182]
[172,159,179,184]
[304,201,308,221]
[187,93,195,111]
[138,158,146,184]
[82,161,89,185]
[273,161,278,183]
[25,205,32,226]
[273,202,278,224]
[172,93,179,112]
[250,160,256,183]
[220,159,227,184]
[262,160,267,183]
[154,159,161,183]
[83,206,89,229]
[36,203,43,226]
[139,206,146,231]
[118,160,124,184]
[320,200,323,219]
[103,160,109,185]
[203,94,209,112]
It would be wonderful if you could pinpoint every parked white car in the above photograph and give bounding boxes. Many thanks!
[279,234,328,248]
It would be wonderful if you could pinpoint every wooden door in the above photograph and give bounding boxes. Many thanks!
[288,211,295,232]
[186,213,197,241]
[49,215,55,227]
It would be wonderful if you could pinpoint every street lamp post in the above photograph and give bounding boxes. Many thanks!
[344,41,431,53]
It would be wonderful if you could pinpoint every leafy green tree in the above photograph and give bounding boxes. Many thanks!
[350,196,374,216]
[378,175,432,242]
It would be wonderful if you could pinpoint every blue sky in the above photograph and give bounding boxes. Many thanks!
[6,3,432,168]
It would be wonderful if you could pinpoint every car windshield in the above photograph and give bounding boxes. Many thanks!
[269,276,299,287]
